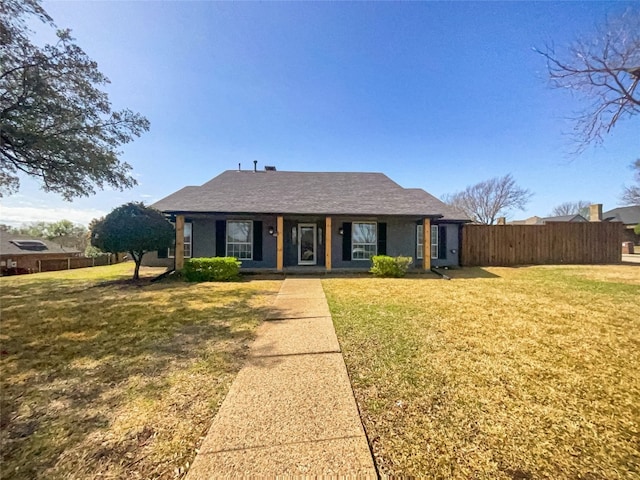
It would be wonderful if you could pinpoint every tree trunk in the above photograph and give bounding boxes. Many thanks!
[131,251,142,280]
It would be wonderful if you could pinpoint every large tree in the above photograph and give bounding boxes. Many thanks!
[536,10,640,152]
[0,0,149,199]
[443,174,533,225]
[90,203,174,280]
[621,159,640,205]
[550,200,592,218]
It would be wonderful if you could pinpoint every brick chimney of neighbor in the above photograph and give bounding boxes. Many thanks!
[589,204,603,222]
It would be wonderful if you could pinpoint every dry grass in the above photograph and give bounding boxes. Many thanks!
[323,265,640,479]
[0,263,281,479]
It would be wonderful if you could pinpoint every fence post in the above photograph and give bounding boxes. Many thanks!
[67,258,71,270]
[38,260,41,273]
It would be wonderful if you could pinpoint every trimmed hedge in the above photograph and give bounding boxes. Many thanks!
[183,257,241,282]
[370,255,413,278]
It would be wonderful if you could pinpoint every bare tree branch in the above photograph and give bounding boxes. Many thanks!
[535,10,640,153]
[550,200,592,218]
[443,174,533,225]
[621,159,640,205]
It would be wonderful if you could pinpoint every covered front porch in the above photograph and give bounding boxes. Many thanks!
[170,214,435,272]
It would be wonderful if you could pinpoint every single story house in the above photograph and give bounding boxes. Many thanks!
[603,205,640,244]
[145,167,469,272]
[0,234,81,275]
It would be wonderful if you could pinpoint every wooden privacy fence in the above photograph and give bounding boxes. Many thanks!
[461,223,623,266]
[38,255,117,272]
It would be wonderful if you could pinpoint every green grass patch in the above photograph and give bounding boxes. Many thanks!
[323,265,640,478]
[1,263,281,479]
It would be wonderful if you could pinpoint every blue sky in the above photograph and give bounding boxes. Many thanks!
[2,1,638,226]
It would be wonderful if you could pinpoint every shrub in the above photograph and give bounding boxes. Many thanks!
[183,257,241,282]
[370,255,413,278]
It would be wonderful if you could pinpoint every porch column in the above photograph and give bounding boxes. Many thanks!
[325,216,332,271]
[175,215,185,270]
[276,215,284,271]
[423,218,431,271]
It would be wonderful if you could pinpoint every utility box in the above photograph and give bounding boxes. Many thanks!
[622,242,634,254]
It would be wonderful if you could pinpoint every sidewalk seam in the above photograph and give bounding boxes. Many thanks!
[251,350,341,359]
[197,434,368,455]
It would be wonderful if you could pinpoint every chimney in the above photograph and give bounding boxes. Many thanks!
[253,160,257,172]
[589,204,602,222]
[497,217,506,225]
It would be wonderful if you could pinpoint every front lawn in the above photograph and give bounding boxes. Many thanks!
[0,263,281,479]
[324,265,640,479]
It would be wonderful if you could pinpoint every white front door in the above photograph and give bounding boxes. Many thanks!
[298,224,317,265]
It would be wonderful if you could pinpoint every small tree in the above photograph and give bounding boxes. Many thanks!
[443,174,533,225]
[90,203,174,280]
[550,200,592,218]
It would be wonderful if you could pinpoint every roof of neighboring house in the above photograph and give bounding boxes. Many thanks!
[0,234,80,256]
[153,170,469,220]
[603,205,640,225]
[542,214,588,223]
[510,214,587,225]
[509,216,543,225]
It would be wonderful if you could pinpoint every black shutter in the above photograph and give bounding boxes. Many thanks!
[438,225,447,259]
[215,220,226,257]
[377,222,387,255]
[157,248,168,259]
[253,221,263,261]
[342,222,352,261]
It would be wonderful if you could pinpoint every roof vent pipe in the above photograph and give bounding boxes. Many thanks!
[238,163,241,172]
[253,160,257,172]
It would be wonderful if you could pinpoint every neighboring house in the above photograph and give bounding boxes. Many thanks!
[145,168,469,272]
[510,214,588,225]
[0,234,81,274]
[603,205,640,244]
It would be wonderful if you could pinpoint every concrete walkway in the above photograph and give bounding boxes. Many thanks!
[186,278,377,478]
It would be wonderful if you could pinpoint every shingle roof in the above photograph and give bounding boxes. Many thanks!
[603,205,640,225]
[153,170,469,220]
[542,214,588,223]
[0,234,80,256]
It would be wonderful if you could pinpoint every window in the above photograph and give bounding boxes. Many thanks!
[430,225,438,259]
[417,225,424,259]
[227,220,253,259]
[352,222,377,260]
[169,222,192,258]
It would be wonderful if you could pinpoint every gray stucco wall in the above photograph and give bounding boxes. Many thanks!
[331,217,418,269]
[142,214,279,268]
[414,223,461,268]
[431,223,460,267]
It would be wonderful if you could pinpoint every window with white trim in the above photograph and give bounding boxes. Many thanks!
[352,222,377,260]
[169,222,192,258]
[417,224,424,259]
[430,225,438,259]
[227,220,253,259]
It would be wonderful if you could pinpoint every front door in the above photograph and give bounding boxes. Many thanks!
[298,224,317,265]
